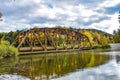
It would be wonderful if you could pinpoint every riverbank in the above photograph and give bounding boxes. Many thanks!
[92,44,110,49]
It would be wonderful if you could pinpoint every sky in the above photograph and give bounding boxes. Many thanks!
[0,0,120,34]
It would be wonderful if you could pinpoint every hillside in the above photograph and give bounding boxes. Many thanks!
[79,29,113,36]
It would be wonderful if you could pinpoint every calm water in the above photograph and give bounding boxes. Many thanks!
[0,49,120,80]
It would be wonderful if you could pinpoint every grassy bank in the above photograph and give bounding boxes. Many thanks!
[92,44,110,49]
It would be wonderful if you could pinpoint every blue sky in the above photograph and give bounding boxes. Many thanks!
[0,0,120,34]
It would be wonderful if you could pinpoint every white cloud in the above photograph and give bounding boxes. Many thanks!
[0,0,119,34]
[99,0,120,8]
[43,23,56,27]
[30,5,66,20]
[0,21,16,32]
[33,0,41,4]
[89,13,119,34]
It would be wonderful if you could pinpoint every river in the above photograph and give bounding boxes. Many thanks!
[0,49,120,80]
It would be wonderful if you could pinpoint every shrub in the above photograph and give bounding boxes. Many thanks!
[7,45,18,56]
[0,45,7,58]
[0,40,19,58]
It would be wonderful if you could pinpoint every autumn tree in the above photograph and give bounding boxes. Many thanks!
[94,32,101,44]
[80,30,94,44]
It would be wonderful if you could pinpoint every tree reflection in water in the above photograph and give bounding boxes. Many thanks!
[0,50,110,80]
[116,55,120,63]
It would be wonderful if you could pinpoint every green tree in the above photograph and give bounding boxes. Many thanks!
[113,27,120,43]
[100,35,109,48]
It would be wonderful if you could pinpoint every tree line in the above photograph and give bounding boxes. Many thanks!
[0,26,113,48]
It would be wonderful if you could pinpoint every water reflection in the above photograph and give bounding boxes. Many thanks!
[116,55,120,63]
[0,57,19,74]
[54,51,120,80]
[0,50,110,80]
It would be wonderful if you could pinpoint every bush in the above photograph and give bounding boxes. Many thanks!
[0,45,7,59]
[7,45,19,56]
[0,40,18,58]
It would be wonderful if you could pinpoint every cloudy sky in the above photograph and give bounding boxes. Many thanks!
[0,0,120,34]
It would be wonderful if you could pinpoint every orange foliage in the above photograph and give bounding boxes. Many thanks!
[95,32,101,43]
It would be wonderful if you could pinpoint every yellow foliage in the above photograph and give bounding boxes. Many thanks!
[80,30,93,43]
[87,53,95,67]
